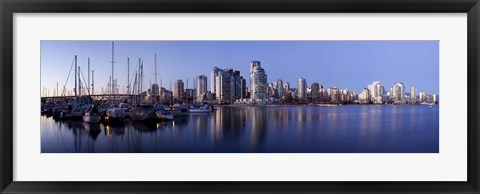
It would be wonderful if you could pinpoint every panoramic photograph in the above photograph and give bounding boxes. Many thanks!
[40,41,439,153]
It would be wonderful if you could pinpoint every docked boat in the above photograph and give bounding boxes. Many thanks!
[83,105,101,123]
[317,104,340,107]
[189,105,212,113]
[59,104,85,120]
[130,104,156,121]
[106,107,124,122]
[168,104,190,117]
[156,109,174,120]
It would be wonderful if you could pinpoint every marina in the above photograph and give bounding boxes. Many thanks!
[41,41,439,153]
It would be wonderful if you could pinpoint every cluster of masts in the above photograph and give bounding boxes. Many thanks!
[47,42,161,103]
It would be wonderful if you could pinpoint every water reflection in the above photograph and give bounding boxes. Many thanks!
[41,105,439,153]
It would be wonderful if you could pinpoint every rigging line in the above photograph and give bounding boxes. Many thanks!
[80,69,90,96]
[61,57,75,96]
[118,61,128,93]
[127,63,140,92]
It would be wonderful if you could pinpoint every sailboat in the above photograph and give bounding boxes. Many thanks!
[83,104,101,123]
[105,42,125,122]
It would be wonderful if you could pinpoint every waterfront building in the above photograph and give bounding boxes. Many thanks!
[225,68,242,99]
[240,76,247,98]
[368,81,384,104]
[211,67,243,103]
[320,85,328,101]
[297,77,307,100]
[211,67,221,96]
[432,94,437,103]
[215,71,233,103]
[196,75,208,103]
[410,86,417,101]
[392,82,406,103]
[268,83,275,98]
[340,88,350,102]
[250,61,268,101]
[275,79,284,99]
[284,82,290,97]
[359,88,370,103]
[311,82,320,100]
[159,87,172,104]
[172,79,184,100]
[419,91,426,102]
[330,86,340,103]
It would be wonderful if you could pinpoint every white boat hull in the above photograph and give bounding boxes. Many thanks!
[83,115,101,123]
[189,109,211,113]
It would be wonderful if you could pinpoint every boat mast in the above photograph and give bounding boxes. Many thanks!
[154,54,157,105]
[140,60,143,96]
[111,42,115,104]
[91,70,95,95]
[88,57,90,95]
[127,58,130,95]
[78,66,81,97]
[74,55,77,98]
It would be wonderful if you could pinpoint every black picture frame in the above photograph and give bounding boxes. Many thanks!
[1,0,479,193]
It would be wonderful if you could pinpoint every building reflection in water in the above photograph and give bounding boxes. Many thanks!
[41,105,439,153]
[210,107,247,146]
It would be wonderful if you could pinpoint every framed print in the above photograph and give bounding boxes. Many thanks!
[1,0,479,193]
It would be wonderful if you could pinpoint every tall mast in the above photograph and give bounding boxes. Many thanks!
[78,66,81,96]
[111,42,115,103]
[154,54,157,104]
[138,58,141,95]
[127,58,130,95]
[74,55,77,98]
[155,54,157,85]
[92,70,95,95]
[87,57,90,95]
[186,79,188,103]
[140,60,144,95]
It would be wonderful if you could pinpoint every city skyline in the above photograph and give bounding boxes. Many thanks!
[41,41,439,96]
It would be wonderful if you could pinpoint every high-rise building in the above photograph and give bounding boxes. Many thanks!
[211,67,221,96]
[330,86,340,102]
[215,71,233,103]
[419,91,426,102]
[196,75,208,103]
[173,79,184,100]
[297,77,307,100]
[284,82,290,94]
[275,79,284,99]
[225,68,242,99]
[359,88,370,103]
[311,82,320,100]
[211,67,243,103]
[250,61,268,101]
[392,82,405,103]
[240,76,247,99]
[410,86,417,101]
[368,81,384,104]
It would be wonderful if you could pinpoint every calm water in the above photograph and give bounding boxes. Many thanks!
[41,105,439,153]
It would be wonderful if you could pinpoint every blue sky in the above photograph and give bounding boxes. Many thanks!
[41,41,439,96]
